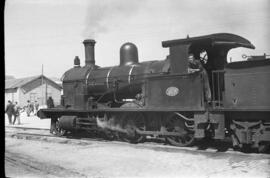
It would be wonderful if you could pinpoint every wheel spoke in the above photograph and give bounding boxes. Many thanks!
[117,103,146,143]
[118,114,146,143]
[165,113,195,147]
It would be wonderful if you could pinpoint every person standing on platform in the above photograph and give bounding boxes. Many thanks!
[47,97,55,108]
[26,100,32,117]
[26,100,35,117]
[47,97,56,134]
[13,101,21,125]
[34,101,39,115]
[5,100,14,125]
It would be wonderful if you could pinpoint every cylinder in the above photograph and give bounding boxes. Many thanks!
[120,42,139,66]
[83,39,96,67]
[59,116,77,131]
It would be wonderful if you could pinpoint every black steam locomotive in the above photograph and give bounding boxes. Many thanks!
[38,33,270,152]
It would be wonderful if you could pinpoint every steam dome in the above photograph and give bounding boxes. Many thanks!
[120,42,139,66]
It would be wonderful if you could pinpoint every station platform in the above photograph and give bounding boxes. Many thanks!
[5,112,50,129]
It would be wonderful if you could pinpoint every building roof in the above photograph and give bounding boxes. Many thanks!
[5,75,62,93]
[5,75,40,89]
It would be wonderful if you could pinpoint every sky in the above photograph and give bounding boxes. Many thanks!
[5,0,270,78]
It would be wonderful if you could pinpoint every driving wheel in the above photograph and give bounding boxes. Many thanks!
[165,113,195,147]
[118,112,146,143]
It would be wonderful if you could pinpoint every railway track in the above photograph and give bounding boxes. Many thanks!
[5,127,270,178]
[5,126,270,154]
[5,150,86,177]
[5,126,50,131]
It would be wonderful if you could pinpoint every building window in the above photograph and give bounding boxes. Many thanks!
[30,93,37,102]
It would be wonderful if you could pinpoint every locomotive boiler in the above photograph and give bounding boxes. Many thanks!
[38,33,270,152]
[63,40,171,108]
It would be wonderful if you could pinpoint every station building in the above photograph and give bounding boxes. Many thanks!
[5,75,62,107]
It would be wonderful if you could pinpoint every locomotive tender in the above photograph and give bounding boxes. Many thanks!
[38,33,270,152]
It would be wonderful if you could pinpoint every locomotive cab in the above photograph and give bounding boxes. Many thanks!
[162,33,255,107]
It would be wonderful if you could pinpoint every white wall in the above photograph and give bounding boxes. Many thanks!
[5,90,19,106]
[46,84,61,106]
[18,83,61,107]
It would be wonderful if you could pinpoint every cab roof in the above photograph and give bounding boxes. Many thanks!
[162,33,255,49]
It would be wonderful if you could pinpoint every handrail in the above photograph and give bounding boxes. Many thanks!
[211,70,225,108]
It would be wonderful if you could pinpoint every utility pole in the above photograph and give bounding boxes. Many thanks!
[45,82,48,105]
[41,64,44,105]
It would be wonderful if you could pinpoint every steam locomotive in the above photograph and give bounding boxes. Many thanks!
[38,33,270,152]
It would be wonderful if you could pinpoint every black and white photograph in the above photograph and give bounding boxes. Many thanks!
[4,0,270,177]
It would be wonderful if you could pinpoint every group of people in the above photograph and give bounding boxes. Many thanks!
[25,100,40,117]
[5,100,22,125]
[5,100,40,125]
[5,97,54,125]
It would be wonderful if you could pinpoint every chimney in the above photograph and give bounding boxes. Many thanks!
[83,39,96,67]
